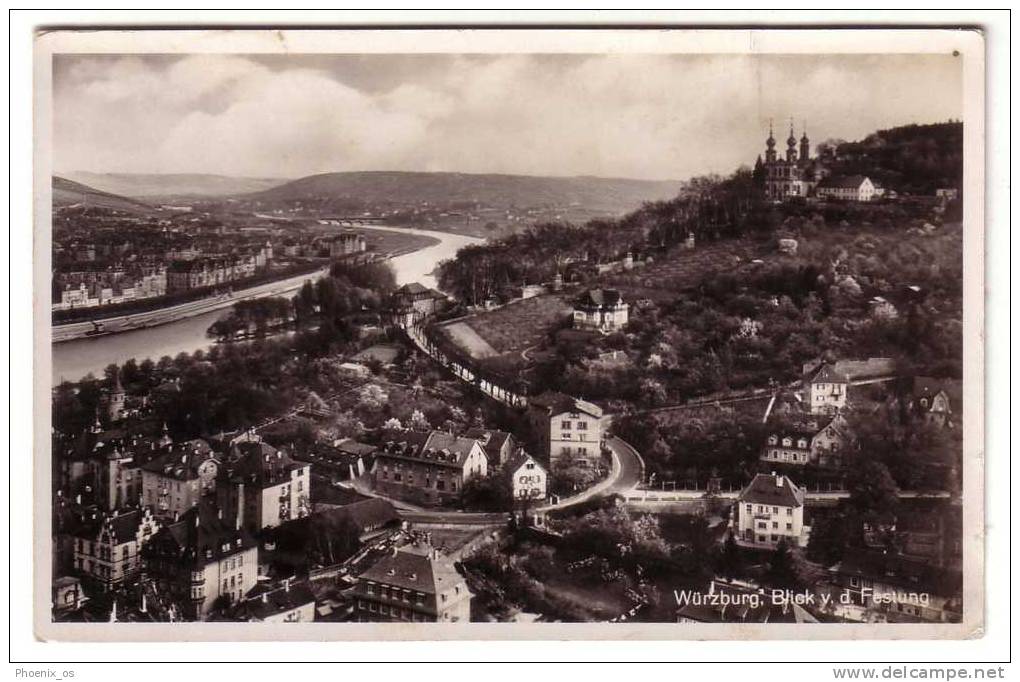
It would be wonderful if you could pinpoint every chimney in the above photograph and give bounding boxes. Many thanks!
[775,474,783,488]
[140,592,147,613]
[284,578,290,593]
[262,592,268,603]
[235,481,244,531]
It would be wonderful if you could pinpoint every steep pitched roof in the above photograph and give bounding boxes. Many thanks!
[463,428,512,461]
[220,441,307,489]
[357,544,466,596]
[817,175,872,189]
[575,288,623,309]
[397,282,430,296]
[505,450,545,475]
[70,508,152,543]
[148,502,256,568]
[529,391,604,418]
[139,439,216,481]
[738,473,805,508]
[234,581,316,621]
[377,430,483,469]
[809,364,849,385]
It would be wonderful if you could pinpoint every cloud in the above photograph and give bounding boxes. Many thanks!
[53,53,962,180]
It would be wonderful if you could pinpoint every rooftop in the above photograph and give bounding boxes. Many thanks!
[356,543,467,597]
[738,473,805,508]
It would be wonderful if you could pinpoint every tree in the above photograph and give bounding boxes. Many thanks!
[717,531,745,579]
[459,476,512,512]
[846,459,900,519]
[763,538,802,589]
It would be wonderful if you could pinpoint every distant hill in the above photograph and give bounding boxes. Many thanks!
[60,172,288,200]
[241,171,682,213]
[52,176,154,213]
[823,121,963,195]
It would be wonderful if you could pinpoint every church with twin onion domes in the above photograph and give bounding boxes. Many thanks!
[754,119,830,201]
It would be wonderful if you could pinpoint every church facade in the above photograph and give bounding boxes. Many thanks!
[756,121,829,201]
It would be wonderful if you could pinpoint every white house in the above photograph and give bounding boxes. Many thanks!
[734,473,805,549]
[804,363,850,414]
[505,450,547,503]
[815,175,877,202]
[528,392,604,469]
[572,288,629,332]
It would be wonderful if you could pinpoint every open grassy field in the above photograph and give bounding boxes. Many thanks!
[439,294,572,357]
[439,322,499,359]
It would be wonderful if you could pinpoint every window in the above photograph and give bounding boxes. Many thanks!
[577,421,587,430]
[850,577,860,588]
[772,506,778,514]
[786,508,793,516]
[772,522,778,529]
[786,523,793,531]
[745,504,752,513]
[561,421,571,430]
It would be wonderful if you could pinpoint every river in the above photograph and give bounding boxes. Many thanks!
[50,224,483,386]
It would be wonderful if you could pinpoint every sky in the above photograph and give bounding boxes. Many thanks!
[53,53,962,182]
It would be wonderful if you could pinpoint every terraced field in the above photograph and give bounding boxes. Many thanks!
[605,237,765,299]
[438,294,572,357]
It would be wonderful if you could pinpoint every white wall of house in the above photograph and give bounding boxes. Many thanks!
[736,500,804,548]
[549,410,603,468]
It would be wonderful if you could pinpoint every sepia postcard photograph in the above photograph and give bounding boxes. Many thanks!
[30,25,987,646]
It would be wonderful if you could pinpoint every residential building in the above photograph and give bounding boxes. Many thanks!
[52,576,88,615]
[71,507,160,590]
[216,441,311,533]
[230,579,317,623]
[829,550,962,623]
[299,440,375,482]
[372,431,488,506]
[139,440,219,520]
[391,282,447,327]
[505,450,547,503]
[869,296,899,320]
[142,504,259,621]
[734,473,805,548]
[528,392,604,469]
[804,363,850,414]
[815,175,877,202]
[908,377,959,429]
[572,288,629,332]
[329,232,367,258]
[760,414,848,468]
[349,542,472,622]
[463,428,514,467]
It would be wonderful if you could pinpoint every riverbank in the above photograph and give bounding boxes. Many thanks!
[52,226,442,343]
[52,266,332,343]
[50,224,483,385]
